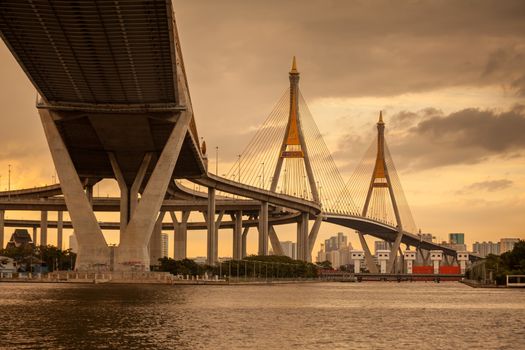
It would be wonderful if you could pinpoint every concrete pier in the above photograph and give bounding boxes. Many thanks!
[171,211,190,260]
[0,210,4,249]
[40,211,48,246]
[207,187,216,265]
[258,202,269,255]
[296,212,309,261]
[57,211,63,250]
[232,210,243,260]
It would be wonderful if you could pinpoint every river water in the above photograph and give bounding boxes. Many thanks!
[0,282,523,349]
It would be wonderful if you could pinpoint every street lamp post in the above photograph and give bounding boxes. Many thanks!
[215,146,219,175]
[8,164,12,200]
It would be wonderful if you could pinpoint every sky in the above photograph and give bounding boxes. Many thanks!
[1,0,524,256]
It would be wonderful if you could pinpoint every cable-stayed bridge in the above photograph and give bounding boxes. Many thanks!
[0,0,475,273]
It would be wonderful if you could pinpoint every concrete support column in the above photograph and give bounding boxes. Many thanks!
[39,109,109,270]
[129,153,152,217]
[85,185,94,206]
[297,212,309,261]
[171,211,190,260]
[57,211,63,250]
[233,210,243,260]
[206,187,216,265]
[214,211,224,263]
[108,153,130,234]
[32,226,38,246]
[148,212,165,267]
[241,226,249,258]
[258,201,268,256]
[116,110,191,271]
[40,211,48,246]
[0,210,4,250]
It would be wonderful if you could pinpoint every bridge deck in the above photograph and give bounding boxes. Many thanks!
[0,0,178,107]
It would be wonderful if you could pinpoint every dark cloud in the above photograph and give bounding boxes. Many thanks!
[458,179,513,194]
[388,104,525,170]
[334,104,525,173]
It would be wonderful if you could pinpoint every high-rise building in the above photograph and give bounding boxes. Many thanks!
[316,243,327,263]
[161,233,169,258]
[337,232,347,249]
[449,233,465,245]
[280,241,297,260]
[500,238,520,254]
[472,241,500,257]
[329,250,341,269]
[325,232,348,252]
[316,233,352,268]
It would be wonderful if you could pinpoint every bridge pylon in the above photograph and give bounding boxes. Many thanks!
[270,57,319,204]
[267,58,321,261]
[360,112,404,273]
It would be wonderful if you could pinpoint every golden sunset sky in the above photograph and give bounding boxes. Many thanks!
[1,0,524,256]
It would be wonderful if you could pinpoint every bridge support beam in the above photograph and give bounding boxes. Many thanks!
[297,212,309,261]
[0,210,4,249]
[40,109,109,270]
[269,226,284,256]
[258,202,269,255]
[109,152,152,236]
[307,214,323,258]
[206,187,216,265]
[86,185,94,206]
[171,211,190,260]
[108,153,130,233]
[40,211,48,246]
[358,232,378,273]
[57,211,63,250]
[232,210,243,260]
[387,232,403,273]
[116,110,191,271]
[148,211,165,267]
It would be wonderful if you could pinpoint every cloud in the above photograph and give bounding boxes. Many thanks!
[457,179,513,194]
[386,104,525,170]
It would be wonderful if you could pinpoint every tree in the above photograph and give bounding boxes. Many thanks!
[316,260,332,270]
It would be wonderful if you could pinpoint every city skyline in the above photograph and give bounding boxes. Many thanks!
[0,0,524,256]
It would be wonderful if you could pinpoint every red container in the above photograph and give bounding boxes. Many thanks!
[413,266,433,274]
[439,266,461,275]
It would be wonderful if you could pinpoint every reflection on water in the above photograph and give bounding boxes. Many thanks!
[0,282,524,349]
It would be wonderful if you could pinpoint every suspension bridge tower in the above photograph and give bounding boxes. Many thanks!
[359,112,406,273]
[267,58,321,261]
